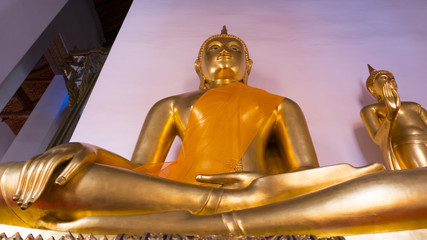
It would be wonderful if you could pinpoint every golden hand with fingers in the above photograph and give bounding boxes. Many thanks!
[1,27,427,237]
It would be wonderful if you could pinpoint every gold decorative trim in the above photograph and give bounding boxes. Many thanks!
[0,232,345,240]
[0,225,345,240]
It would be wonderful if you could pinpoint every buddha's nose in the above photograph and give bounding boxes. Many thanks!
[219,49,230,56]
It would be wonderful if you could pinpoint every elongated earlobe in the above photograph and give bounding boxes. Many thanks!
[195,59,207,89]
[246,59,253,75]
[243,59,253,84]
[195,59,201,75]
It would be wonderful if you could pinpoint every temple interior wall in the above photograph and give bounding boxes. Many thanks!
[72,0,427,167]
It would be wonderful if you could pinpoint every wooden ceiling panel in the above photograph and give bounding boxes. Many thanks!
[22,82,52,102]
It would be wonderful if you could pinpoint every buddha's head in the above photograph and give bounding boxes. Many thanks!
[366,64,397,102]
[195,26,253,89]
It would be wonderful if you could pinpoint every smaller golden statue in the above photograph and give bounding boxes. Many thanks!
[361,65,427,170]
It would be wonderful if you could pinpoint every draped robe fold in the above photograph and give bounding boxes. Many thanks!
[100,83,284,185]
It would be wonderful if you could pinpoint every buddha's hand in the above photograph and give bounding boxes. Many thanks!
[196,172,265,190]
[383,81,401,120]
[13,142,99,209]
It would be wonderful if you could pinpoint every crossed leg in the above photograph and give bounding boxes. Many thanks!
[38,167,427,237]
[0,161,383,232]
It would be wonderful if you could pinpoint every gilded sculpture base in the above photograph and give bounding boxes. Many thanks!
[3,224,427,240]
[0,224,343,240]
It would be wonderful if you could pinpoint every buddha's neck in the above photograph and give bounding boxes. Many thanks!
[207,79,243,89]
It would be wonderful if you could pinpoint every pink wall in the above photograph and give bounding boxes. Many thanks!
[72,0,427,167]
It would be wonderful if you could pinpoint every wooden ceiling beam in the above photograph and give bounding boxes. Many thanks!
[0,110,31,119]
[15,87,34,110]
[24,78,53,83]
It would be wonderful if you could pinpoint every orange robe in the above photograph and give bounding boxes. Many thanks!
[110,83,284,185]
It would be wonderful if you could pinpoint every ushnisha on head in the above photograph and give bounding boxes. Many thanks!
[195,26,253,90]
[366,64,398,102]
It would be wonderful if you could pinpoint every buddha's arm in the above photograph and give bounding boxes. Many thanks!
[361,104,390,144]
[362,83,401,145]
[275,98,319,171]
[131,97,177,165]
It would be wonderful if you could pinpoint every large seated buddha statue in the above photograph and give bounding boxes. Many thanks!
[0,27,427,237]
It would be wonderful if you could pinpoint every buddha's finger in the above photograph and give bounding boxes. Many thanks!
[391,87,401,102]
[21,151,66,208]
[383,85,392,97]
[55,150,96,186]
[28,152,75,205]
[384,88,394,102]
[13,155,38,201]
[22,160,46,207]
[18,158,45,208]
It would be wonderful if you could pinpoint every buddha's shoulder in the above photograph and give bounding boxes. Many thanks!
[151,90,205,109]
[278,97,302,109]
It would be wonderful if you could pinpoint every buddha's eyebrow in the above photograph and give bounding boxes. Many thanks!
[207,41,222,47]
[227,41,241,47]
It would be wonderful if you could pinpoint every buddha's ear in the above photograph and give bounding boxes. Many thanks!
[246,59,253,75]
[195,59,206,89]
[242,59,253,85]
[195,59,201,75]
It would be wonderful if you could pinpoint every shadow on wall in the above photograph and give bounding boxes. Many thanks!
[354,79,384,166]
[354,123,383,165]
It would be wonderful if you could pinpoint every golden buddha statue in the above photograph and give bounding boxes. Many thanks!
[0,27,426,237]
[361,65,427,170]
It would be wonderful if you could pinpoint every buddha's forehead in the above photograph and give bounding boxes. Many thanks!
[205,36,243,47]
